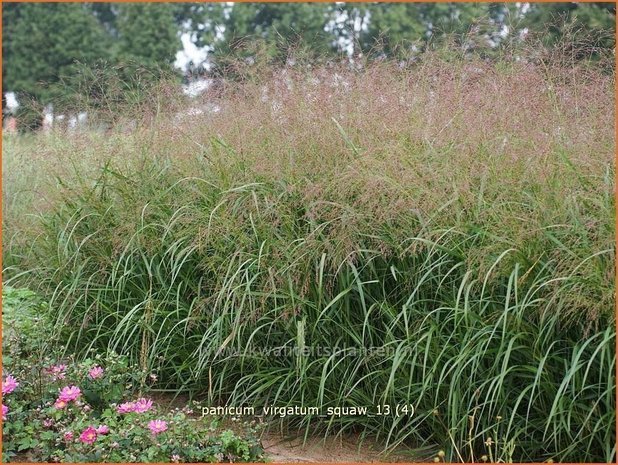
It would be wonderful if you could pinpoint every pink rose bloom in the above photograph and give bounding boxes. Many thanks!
[2,375,19,395]
[96,425,110,435]
[88,366,104,380]
[80,426,97,444]
[43,419,54,427]
[133,398,153,413]
[58,385,81,402]
[54,399,68,409]
[116,402,135,414]
[2,404,8,420]
[147,419,168,435]
[64,431,74,442]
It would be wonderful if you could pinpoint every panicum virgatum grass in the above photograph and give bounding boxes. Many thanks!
[2,45,615,462]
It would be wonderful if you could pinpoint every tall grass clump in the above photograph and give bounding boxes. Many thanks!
[3,41,615,462]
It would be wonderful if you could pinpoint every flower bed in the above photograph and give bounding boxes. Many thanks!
[2,287,265,463]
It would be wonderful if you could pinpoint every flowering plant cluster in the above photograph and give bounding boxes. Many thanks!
[2,359,264,463]
[2,374,19,420]
[2,287,264,463]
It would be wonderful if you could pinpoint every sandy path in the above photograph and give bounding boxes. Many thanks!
[261,432,413,463]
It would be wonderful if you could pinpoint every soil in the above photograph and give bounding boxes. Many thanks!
[261,431,415,463]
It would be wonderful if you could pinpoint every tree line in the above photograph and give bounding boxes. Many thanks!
[2,2,615,127]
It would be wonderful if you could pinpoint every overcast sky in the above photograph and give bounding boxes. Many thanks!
[174,32,209,71]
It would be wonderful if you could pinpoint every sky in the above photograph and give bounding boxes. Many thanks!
[175,32,210,71]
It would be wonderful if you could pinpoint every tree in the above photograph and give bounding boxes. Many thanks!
[3,3,111,128]
[355,3,427,56]
[197,3,335,63]
[183,2,614,66]
[115,3,180,72]
[3,2,614,129]
[521,2,615,51]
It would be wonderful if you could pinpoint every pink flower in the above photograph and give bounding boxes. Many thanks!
[54,399,68,409]
[133,398,153,413]
[171,454,181,463]
[63,431,74,442]
[147,419,168,435]
[58,385,81,402]
[80,426,97,444]
[2,375,19,395]
[2,404,8,420]
[116,402,135,414]
[48,364,67,380]
[88,366,104,380]
[96,425,109,435]
[43,419,54,427]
